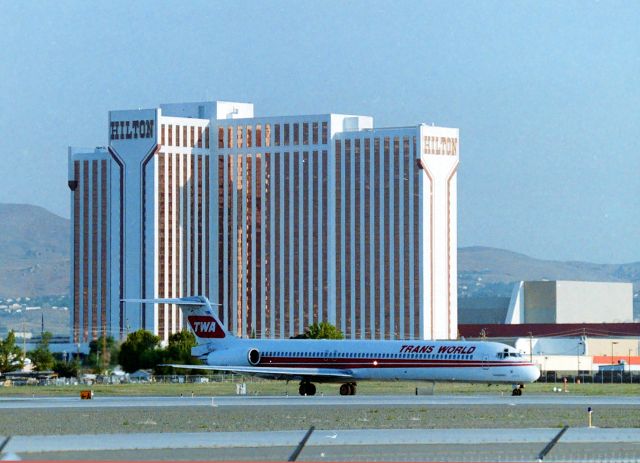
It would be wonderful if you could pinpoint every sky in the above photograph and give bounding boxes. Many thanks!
[0,0,638,264]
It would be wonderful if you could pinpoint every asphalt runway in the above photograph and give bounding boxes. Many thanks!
[3,428,640,461]
[2,395,639,461]
[1,393,639,409]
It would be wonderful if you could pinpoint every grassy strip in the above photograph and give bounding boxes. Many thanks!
[1,380,639,397]
[1,405,639,435]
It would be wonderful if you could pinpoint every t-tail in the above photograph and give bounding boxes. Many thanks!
[122,296,231,344]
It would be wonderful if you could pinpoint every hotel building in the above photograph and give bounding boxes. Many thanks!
[69,101,459,343]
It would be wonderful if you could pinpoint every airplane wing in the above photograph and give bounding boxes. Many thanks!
[159,364,354,382]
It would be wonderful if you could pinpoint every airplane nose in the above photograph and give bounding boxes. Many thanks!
[528,365,541,382]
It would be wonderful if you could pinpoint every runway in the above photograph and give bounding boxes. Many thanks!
[1,395,639,461]
[1,393,639,409]
[3,428,640,461]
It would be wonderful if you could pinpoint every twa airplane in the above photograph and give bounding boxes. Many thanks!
[128,296,540,396]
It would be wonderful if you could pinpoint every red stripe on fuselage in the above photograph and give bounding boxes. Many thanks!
[257,356,532,369]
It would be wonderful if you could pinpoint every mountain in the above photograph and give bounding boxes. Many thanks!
[0,203,70,297]
[0,202,638,301]
[458,246,640,299]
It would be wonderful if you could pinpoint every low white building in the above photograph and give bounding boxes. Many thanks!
[506,280,633,324]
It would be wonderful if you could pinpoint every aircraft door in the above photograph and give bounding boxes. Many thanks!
[482,355,489,370]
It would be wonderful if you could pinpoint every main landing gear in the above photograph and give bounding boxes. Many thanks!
[339,382,357,396]
[298,381,358,396]
[299,381,317,396]
[512,384,525,396]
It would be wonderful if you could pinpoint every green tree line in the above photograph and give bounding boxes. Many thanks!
[0,321,343,376]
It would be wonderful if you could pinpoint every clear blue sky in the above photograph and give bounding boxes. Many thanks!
[0,1,638,264]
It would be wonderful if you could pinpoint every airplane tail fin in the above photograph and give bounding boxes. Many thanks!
[122,296,231,343]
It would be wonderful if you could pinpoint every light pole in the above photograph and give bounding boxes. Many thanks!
[576,340,582,383]
[611,341,619,384]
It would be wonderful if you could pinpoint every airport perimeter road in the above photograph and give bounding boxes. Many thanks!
[4,428,640,462]
[1,394,640,409]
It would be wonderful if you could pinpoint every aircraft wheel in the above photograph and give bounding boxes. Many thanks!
[511,387,522,396]
[349,383,356,395]
[339,384,350,396]
[299,381,316,396]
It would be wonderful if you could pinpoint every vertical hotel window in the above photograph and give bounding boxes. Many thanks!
[312,122,319,145]
[284,124,290,146]
[190,127,195,148]
[293,123,299,145]
[275,124,281,146]
[265,124,271,147]
[101,160,107,337]
[322,122,328,144]
[168,125,173,146]
[321,149,328,324]
[82,161,89,340]
[247,126,252,148]
[334,140,342,332]
[183,126,188,147]
[384,137,391,338]
[374,138,382,338]
[403,136,411,337]
[344,139,352,336]
[198,127,203,148]
[205,127,210,148]
[176,125,181,146]
[91,161,99,338]
[218,127,224,149]
[393,137,401,337]
[303,123,309,145]
[161,124,166,145]
[73,162,80,342]
[237,126,243,148]
[228,126,234,148]
[255,124,262,148]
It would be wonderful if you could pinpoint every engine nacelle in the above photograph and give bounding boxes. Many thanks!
[247,348,261,365]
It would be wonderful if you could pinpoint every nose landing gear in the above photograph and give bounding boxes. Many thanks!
[512,384,525,396]
[339,382,357,396]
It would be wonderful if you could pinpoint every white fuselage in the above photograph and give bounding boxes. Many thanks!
[197,338,540,384]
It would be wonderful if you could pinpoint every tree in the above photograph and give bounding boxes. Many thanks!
[154,330,200,375]
[303,322,344,340]
[28,331,55,371]
[53,359,80,378]
[0,331,24,373]
[87,336,120,372]
[118,330,161,373]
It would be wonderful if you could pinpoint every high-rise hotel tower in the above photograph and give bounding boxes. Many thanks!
[69,101,459,344]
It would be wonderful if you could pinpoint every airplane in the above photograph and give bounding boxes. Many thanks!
[125,296,540,396]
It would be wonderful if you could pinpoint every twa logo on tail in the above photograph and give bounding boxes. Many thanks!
[188,315,226,338]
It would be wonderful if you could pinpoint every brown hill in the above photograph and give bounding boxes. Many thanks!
[0,203,70,297]
[0,203,638,304]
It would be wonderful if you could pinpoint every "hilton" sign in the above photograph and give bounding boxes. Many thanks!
[110,120,155,140]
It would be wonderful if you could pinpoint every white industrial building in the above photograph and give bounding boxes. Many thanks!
[69,101,459,343]
[459,280,639,374]
[506,280,633,324]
